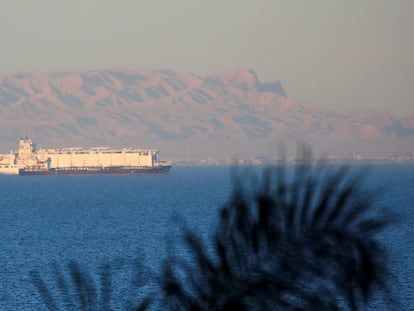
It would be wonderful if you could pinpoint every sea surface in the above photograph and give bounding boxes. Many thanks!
[0,165,413,310]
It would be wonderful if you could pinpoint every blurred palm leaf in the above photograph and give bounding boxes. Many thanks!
[31,260,152,311]
[161,152,396,310]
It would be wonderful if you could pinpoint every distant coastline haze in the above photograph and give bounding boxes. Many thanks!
[1,0,413,115]
[0,68,414,159]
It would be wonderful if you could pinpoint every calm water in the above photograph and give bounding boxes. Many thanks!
[0,165,413,310]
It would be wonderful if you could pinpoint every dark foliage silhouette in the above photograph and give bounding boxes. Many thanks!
[31,260,152,310]
[161,156,396,310]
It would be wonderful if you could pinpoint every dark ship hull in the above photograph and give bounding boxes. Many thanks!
[19,165,171,176]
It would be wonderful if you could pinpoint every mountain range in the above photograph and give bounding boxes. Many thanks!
[1,68,413,160]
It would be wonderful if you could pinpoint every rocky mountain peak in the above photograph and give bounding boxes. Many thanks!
[211,68,286,97]
[0,68,413,157]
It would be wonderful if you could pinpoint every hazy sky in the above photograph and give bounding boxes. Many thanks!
[1,0,413,115]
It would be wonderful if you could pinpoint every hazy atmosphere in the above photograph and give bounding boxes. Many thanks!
[1,2,414,310]
[1,0,413,115]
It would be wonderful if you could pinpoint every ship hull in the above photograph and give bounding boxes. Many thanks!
[19,165,171,176]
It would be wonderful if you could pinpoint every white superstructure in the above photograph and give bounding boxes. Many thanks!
[0,138,38,174]
[37,147,160,168]
[0,153,20,174]
[0,137,167,174]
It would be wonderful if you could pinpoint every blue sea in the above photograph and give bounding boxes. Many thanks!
[0,165,413,310]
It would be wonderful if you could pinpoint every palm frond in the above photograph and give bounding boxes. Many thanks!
[31,260,152,311]
[160,152,397,310]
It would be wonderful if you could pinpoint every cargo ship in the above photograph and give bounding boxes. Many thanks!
[0,138,171,176]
